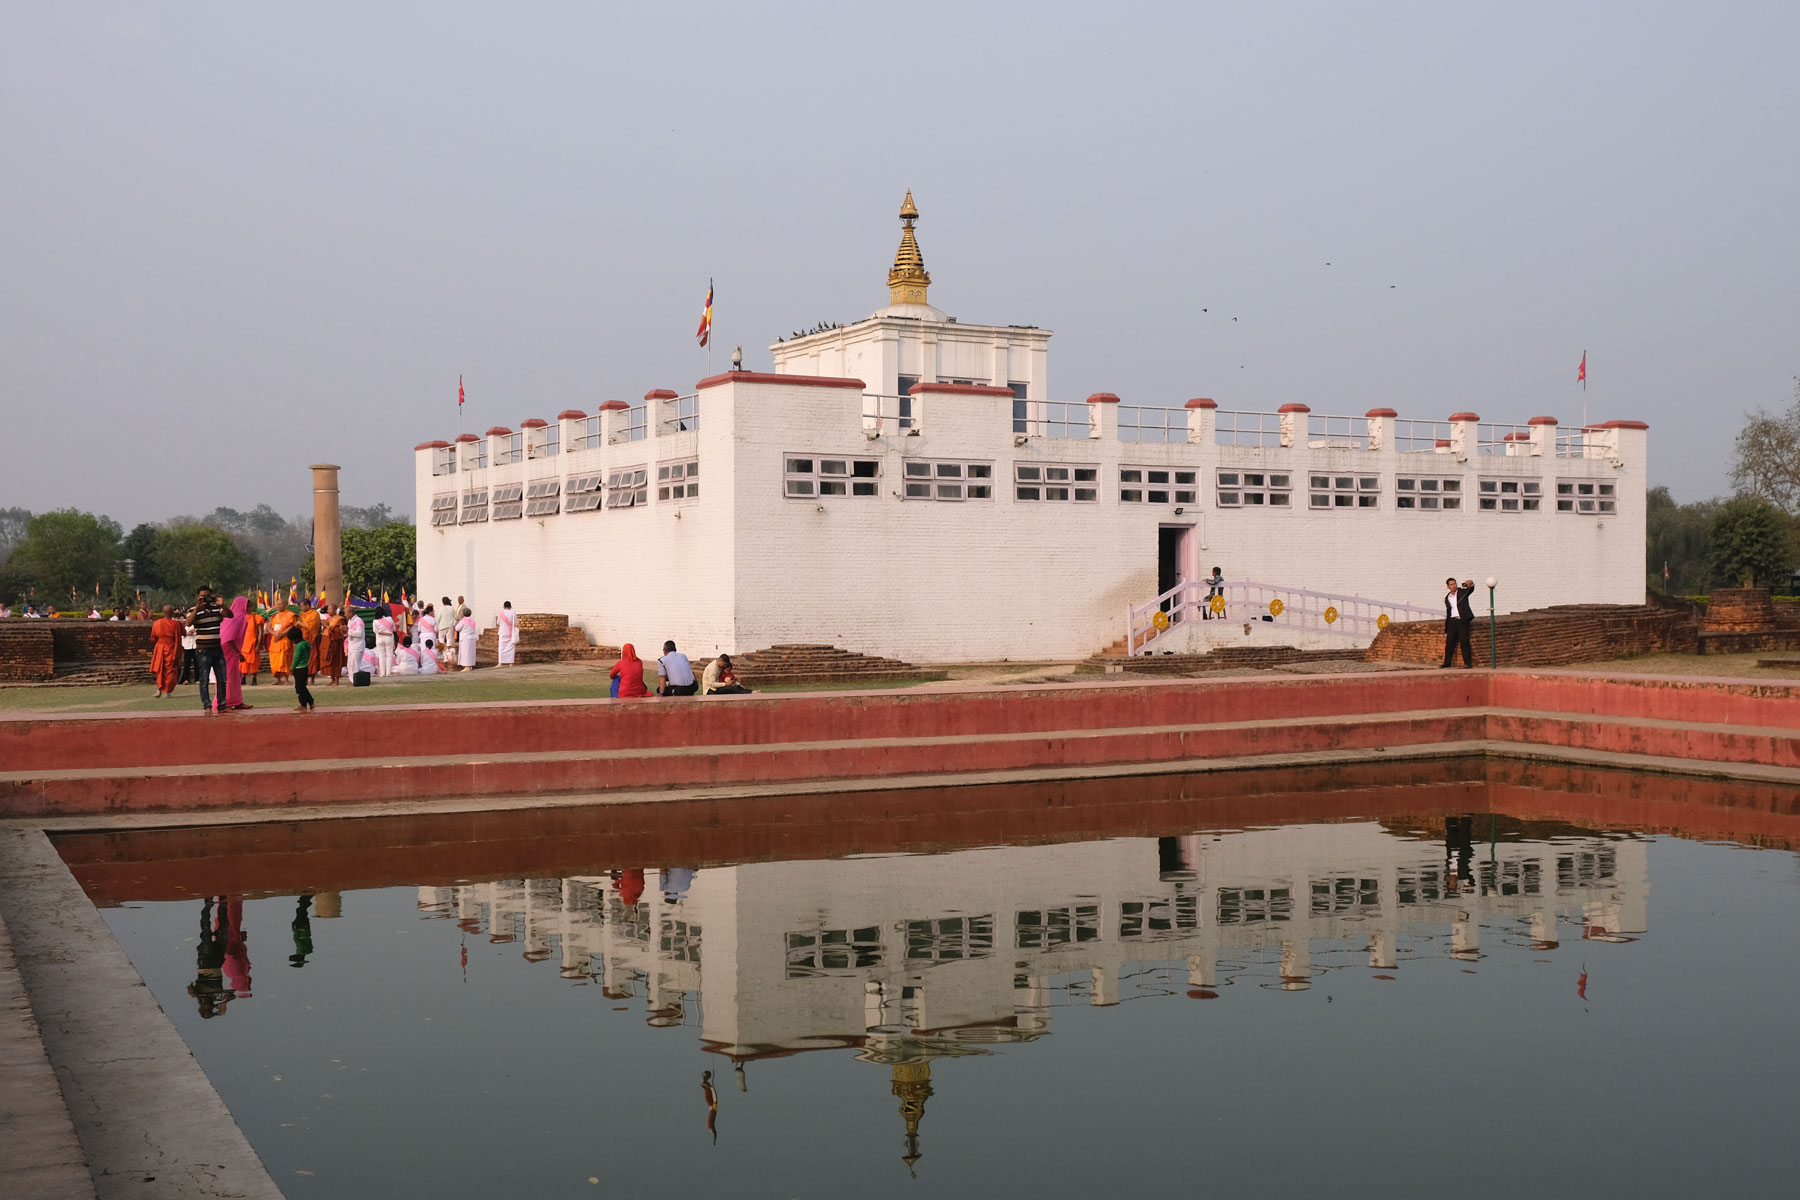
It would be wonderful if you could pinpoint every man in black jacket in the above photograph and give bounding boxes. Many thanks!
[1441,577,1475,668]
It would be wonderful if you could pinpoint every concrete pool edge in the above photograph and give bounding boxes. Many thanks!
[0,827,283,1200]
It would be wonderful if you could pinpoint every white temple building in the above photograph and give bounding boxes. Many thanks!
[413,194,1648,662]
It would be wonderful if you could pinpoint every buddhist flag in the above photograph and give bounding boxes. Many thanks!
[288,579,299,606]
[1578,351,1586,388]
[695,279,713,348]
[458,375,466,408]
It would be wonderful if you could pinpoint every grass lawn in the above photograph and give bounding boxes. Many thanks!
[0,664,949,716]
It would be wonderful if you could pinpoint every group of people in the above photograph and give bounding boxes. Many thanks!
[608,640,752,699]
[148,587,498,713]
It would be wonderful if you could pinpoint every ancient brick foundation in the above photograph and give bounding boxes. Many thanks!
[0,624,55,682]
[1365,604,1698,667]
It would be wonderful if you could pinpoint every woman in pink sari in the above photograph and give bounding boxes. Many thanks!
[218,597,254,710]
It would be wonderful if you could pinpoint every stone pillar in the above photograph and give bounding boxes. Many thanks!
[1086,391,1119,440]
[1528,416,1558,457]
[310,464,343,605]
[1365,408,1397,452]
[1278,403,1310,448]
[1448,411,1480,462]
[1185,397,1217,445]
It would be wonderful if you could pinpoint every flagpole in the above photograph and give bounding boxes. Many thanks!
[707,278,714,379]
[1581,348,1587,433]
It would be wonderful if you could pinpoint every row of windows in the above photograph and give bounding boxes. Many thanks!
[429,459,695,521]
[435,459,1617,519]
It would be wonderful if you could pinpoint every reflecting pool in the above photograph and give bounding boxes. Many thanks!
[71,760,1800,1198]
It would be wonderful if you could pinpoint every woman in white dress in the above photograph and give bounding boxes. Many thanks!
[392,635,420,675]
[372,612,396,676]
[495,601,518,667]
[418,637,441,674]
[456,607,478,670]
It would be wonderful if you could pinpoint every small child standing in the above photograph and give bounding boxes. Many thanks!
[288,627,315,712]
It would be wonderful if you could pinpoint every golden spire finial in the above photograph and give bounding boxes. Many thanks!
[887,191,930,306]
[891,1061,933,1177]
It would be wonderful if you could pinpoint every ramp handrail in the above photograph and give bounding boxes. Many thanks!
[1125,579,1438,652]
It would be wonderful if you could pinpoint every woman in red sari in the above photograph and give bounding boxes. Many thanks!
[150,605,183,697]
[609,644,649,698]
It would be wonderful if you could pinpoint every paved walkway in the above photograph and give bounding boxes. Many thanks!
[0,906,95,1199]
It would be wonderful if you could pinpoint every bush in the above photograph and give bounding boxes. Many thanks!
[1708,499,1794,588]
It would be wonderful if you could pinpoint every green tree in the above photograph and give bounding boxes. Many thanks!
[150,524,256,597]
[121,523,163,589]
[1708,498,1793,588]
[342,503,396,531]
[1645,486,1723,594]
[1729,374,1800,513]
[7,509,122,600]
[340,522,416,598]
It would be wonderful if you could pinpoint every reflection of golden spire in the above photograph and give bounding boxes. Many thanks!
[887,190,931,306]
[891,1060,933,1177]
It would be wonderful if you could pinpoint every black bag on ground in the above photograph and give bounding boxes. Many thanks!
[352,670,371,688]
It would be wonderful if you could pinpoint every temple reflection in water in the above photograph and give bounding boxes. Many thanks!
[415,819,1646,1170]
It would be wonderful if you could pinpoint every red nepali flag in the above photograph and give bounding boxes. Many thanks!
[1577,352,1586,384]
[458,375,465,407]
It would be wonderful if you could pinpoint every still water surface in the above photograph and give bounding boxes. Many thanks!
[91,798,1799,1198]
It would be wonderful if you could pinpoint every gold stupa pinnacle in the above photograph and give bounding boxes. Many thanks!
[887,190,931,306]
[891,1060,933,1177]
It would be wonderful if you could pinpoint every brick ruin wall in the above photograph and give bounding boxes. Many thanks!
[1364,604,1698,667]
[0,621,157,682]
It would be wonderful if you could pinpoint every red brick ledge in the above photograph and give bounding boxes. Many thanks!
[909,383,1014,396]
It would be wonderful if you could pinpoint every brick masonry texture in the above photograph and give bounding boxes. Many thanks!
[1365,603,1698,666]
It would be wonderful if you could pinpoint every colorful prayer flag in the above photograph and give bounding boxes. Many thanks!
[695,279,713,348]
[288,579,299,606]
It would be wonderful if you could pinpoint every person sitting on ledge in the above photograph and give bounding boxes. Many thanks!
[702,653,752,696]
[657,640,698,697]
[610,643,649,698]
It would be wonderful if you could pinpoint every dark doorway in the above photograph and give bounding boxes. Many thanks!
[1158,527,1185,597]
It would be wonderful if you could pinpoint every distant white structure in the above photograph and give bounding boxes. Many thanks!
[413,193,1648,662]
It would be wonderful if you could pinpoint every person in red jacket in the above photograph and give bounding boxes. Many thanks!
[610,643,649,698]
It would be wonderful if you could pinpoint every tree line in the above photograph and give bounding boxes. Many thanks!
[1649,374,1800,594]
[0,503,415,613]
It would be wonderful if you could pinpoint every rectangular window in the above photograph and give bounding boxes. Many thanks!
[431,447,457,476]
[1216,469,1291,508]
[430,493,458,526]
[458,489,488,524]
[1395,475,1463,511]
[564,474,603,513]
[1015,905,1100,949]
[606,467,648,509]
[525,478,561,517]
[1010,381,1029,435]
[1478,478,1542,512]
[657,459,700,501]
[491,482,524,521]
[1556,479,1616,514]
[1120,466,1199,504]
[785,454,880,498]
[1309,474,1381,509]
[785,927,884,978]
[902,459,992,501]
[1015,463,1098,502]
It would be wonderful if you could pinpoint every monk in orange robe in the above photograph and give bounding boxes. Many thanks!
[150,606,182,697]
[239,607,266,685]
[318,607,348,685]
[298,605,323,664]
[268,608,296,682]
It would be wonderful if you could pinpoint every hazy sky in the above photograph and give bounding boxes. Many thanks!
[4,2,1796,523]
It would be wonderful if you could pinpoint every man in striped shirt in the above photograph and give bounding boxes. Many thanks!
[186,587,228,714]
